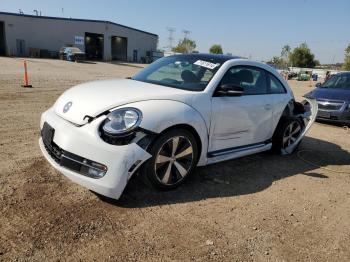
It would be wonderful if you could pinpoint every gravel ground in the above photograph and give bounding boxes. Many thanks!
[0,57,349,261]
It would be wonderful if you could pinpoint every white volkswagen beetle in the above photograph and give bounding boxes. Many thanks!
[39,54,317,199]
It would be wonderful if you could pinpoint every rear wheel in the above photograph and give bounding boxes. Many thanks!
[142,129,198,190]
[272,117,304,154]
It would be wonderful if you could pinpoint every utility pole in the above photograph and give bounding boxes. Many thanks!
[33,10,38,16]
[61,8,64,18]
[331,54,336,69]
[182,30,190,40]
[166,27,176,51]
[182,30,191,53]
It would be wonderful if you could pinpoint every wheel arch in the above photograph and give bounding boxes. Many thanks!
[273,99,297,134]
[152,123,202,164]
[272,98,307,151]
[281,99,295,118]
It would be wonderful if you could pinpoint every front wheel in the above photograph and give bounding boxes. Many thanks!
[272,117,304,155]
[142,129,198,190]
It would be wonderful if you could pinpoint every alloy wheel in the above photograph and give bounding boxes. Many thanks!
[154,136,194,186]
[282,120,302,149]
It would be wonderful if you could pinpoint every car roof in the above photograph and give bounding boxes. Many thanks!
[173,53,242,63]
[338,71,350,76]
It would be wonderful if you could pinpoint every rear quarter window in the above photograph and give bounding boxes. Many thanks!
[268,73,286,94]
[222,66,268,95]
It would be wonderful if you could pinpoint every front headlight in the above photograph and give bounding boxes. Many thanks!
[102,108,142,135]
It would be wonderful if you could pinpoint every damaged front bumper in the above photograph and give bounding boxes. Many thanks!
[39,107,152,199]
[281,98,318,155]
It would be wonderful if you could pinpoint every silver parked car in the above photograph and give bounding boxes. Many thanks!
[59,47,85,62]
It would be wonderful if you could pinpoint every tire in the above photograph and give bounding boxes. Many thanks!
[271,117,304,155]
[142,129,198,190]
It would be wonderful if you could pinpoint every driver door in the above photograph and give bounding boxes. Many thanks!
[209,66,274,153]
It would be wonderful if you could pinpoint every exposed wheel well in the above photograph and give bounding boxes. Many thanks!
[281,99,295,118]
[277,99,306,125]
[153,124,203,162]
[281,99,306,118]
[273,99,306,137]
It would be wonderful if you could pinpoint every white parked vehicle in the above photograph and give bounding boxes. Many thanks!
[39,54,317,199]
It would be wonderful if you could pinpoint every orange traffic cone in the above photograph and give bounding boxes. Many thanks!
[21,60,32,88]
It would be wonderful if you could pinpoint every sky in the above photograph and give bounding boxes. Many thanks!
[1,0,349,63]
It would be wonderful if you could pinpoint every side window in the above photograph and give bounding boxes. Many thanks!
[268,73,286,94]
[221,66,267,95]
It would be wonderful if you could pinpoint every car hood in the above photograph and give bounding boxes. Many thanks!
[54,79,194,125]
[307,87,350,101]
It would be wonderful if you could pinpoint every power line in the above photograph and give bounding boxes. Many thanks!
[285,40,349,46]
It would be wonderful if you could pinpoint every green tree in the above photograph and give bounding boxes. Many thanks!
[289,43,318,68]
[267,56,285,68]
[343,44,350,70]
[209,44,223,54]
[281,45,291,66]
[172,38,197,53]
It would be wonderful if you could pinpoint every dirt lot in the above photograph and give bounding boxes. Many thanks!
[0,57,349,261]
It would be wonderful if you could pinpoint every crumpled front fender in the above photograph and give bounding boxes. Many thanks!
[117,100,210,166]
[282,98,318,155]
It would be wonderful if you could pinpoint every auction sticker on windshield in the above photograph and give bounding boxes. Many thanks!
[194,60,220,70]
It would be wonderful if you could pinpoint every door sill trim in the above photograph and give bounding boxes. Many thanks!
[207,140,271,158]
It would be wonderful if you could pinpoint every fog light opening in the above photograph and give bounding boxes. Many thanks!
[88,167,106,178]
[81,159,107,178]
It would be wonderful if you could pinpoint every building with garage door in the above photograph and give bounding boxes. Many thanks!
[0,12,158,62]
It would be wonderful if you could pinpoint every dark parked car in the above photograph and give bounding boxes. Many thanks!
[305,72,350,125]
[59,47,85,62]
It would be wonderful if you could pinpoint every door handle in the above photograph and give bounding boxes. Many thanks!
[264,104,272,110]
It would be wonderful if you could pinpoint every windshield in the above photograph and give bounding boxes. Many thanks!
[131,55,223,91]
[321,74,350,90]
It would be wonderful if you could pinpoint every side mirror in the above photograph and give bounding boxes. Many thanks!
[315,82,321,88]
[217,84,244,96]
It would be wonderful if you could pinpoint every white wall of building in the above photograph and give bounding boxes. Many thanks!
[0,12,158,62]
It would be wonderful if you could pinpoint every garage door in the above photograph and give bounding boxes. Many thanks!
[0,21,6,56]
[85,32,104,60]
[111,36,127,61]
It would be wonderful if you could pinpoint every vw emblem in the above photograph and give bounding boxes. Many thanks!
[63,102,73,113]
